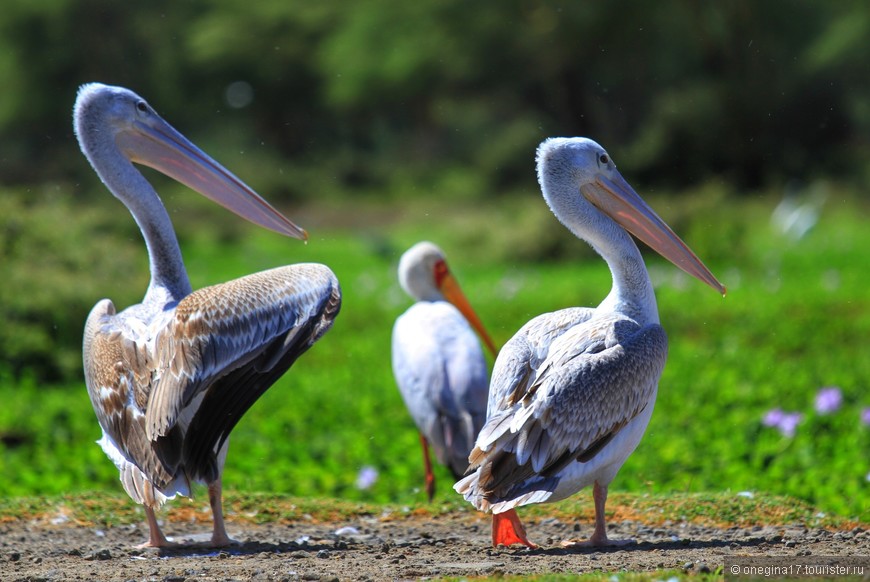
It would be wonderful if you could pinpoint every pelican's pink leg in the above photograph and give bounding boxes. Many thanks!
[561,482,635,547]
[137,505,175,548]
[208,479,233,547]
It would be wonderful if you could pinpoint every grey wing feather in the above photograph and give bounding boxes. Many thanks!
[484,307,596,415]
[457,308,667,509]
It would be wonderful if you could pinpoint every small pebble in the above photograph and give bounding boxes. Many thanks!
[84,549,112,561]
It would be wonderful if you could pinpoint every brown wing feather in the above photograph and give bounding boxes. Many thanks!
[84,263,340,493]
[145,264,339,442]
[181,267,341,483]
[83,300,178,488]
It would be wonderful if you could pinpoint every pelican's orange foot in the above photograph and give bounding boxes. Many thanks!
[492,509,538,548]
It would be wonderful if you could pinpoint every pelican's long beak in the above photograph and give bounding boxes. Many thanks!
[116,116,307,241]
[436,267,499,358]
[581,173,726,295]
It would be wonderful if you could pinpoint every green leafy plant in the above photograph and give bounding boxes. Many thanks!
[1,184,868,522]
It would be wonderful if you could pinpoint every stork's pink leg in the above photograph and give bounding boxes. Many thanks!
[420,434,436,502]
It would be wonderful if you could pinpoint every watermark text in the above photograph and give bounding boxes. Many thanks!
[725,556,869,579]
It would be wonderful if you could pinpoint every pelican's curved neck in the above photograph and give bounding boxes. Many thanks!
[540,174,659,325]
[83,140,192,303]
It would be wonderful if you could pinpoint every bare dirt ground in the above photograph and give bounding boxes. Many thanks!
[3,509,867,581]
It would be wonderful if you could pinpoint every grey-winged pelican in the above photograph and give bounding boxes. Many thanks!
[455,137,724,548]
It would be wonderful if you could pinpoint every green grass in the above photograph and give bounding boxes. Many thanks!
[0,186,868,524]
[0,490,852,530]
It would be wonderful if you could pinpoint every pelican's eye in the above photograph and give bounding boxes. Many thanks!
[599,153,609,165]
[135,100,148,113]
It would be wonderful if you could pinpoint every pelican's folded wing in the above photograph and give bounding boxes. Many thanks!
[144,264,340,479]
[458,311,666,511]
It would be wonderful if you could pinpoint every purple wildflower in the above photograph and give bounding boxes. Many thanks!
[777,412,803,438]
[762,408,803,438]
[860,407,870,427]
[815,386,843,415]
[355,466,378,490]
[762,408,785,427]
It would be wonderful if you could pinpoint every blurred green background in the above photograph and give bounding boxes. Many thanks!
[3,0,869,383]
[1,1,868,520]
[4,1,869,200]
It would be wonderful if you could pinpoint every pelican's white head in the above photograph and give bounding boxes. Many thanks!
[74,83,137,141]
[536,137,616,189]
[73,82,308,241]
[536,137,725,295]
